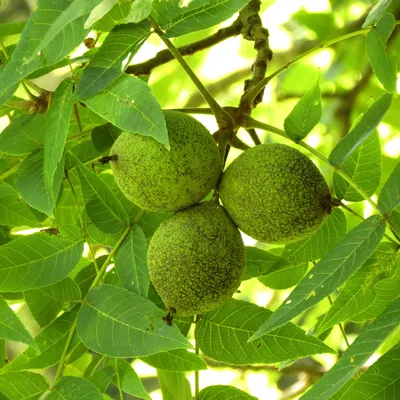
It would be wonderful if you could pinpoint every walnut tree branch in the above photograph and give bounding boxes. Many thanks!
[125,17,242,76]
[238,0,272,112]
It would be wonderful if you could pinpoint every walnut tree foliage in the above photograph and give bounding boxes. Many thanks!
[0,0,399,399]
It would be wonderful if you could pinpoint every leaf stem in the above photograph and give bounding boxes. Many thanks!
[164,107,214,115]
[0,339,6,368]
[147,16,233,127]
[0,163,21,182]
[115,359,124,400]
[52,319,78,387]
[90,223,132,289]
[327,296,351,348]
[195,315,200,399]
[65,170,100,273]
[73,104,83,133]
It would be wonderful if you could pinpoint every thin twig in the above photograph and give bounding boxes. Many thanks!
[339,201,399,246]
[126,17,242,76]
[241,22,400,108]
[246,128,261,145]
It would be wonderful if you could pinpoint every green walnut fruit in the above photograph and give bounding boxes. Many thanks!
[219,143,331,244]
[147,202,245,316]
[110,111,221,212]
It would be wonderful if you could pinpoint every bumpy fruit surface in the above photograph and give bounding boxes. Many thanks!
[219,143,331,244]
[147,202,245,316]
[110,111,221,212]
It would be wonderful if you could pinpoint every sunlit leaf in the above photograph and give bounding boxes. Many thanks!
[198,385,257,400]
[284,77,322,141]
[84,75,169,148]
[329,93,392,166]
[141,349,207,371]
[251,215,386,340]
[0,232,83,292]
[0,21,26,37]
[333,131,381,201]
[76,285,192,357]
[300,297,400,399]
[93,0,134,31]
[84,0,118,28]
[152,0,248,38]
[123,0,153,23]
[362,0,394,28]
[0,294,38,351]
[196,299,335,365]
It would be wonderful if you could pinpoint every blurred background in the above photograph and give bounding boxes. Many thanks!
[1,0,400,399]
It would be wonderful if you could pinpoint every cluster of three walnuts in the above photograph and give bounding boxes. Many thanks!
[110,112,331,317]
